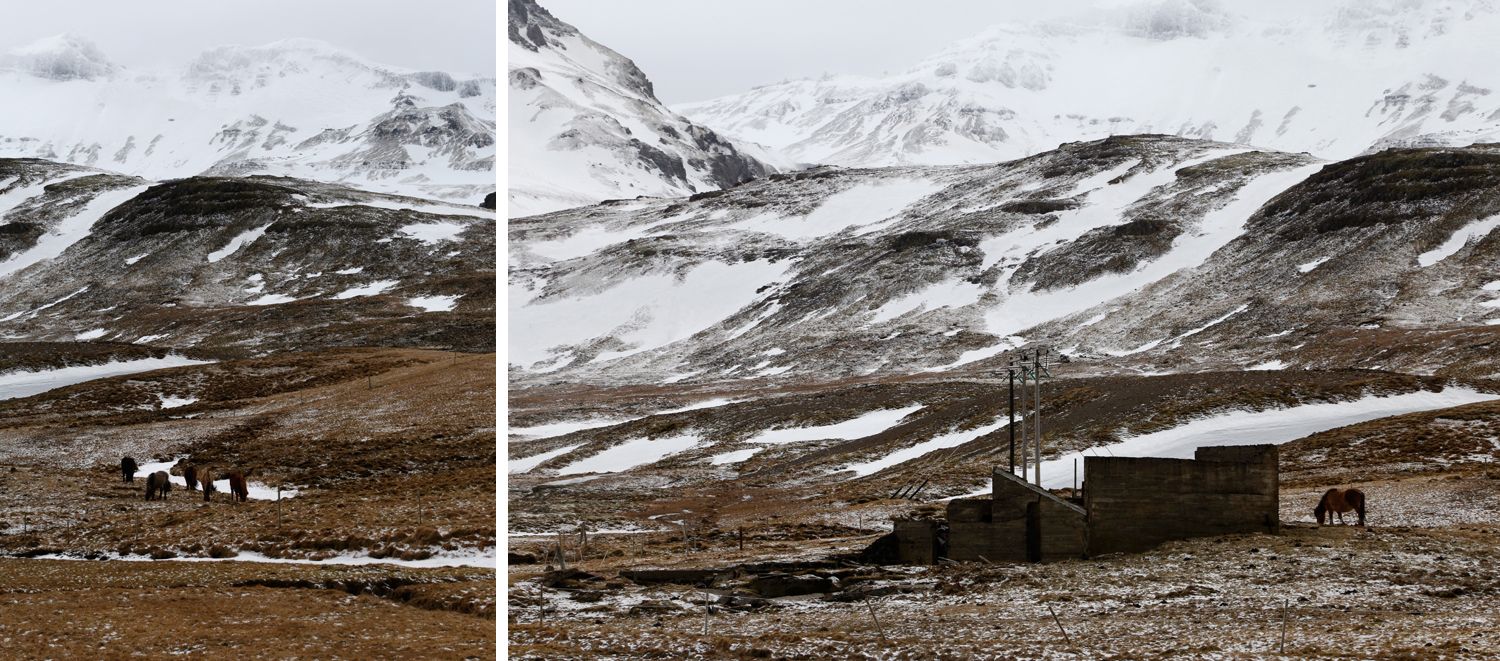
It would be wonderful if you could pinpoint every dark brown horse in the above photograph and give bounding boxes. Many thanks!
[228,472,249,503]
[202,469,216,502]
[145,471,171,501]
[184,465,198,492]
[122,457,138,483]
[1315,488,1366,526]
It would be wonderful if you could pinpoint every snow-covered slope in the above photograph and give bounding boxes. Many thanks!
[0,158,495,354]
[510,135,1500,385]
[0,34,494,203]
[677,0,1500,168]
[507,0,776,217]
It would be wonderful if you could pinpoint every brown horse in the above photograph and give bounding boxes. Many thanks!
[1315,488,1366,526]
[145,471,171,501]
[122,457,138,483]
[184,465,198,492]
[228,472,249,503]
[202,469,216,502]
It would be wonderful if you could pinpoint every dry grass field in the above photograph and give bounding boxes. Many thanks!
[0,347,497,657]
[508,371,1500,659]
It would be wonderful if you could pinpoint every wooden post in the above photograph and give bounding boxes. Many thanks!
[417,490,422,526]
[557,530,567,570]
[702,589,710,635]
[1048,604,1071,645]
[866,601,887,644]
[277,484,282,529]
[679,520,688,555]
[1278,596,1290,650]
[580,529,587,562]
[738,527,744,550]
[367,375,371,390]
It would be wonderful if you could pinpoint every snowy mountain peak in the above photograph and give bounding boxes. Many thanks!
[2,32,118,81]
[507,0,775,216]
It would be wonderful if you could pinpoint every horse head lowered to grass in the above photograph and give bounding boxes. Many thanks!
[1315,488,1366,526]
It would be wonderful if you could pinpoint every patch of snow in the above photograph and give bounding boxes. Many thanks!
[136,459,296,500]
[869,279,986,325]
[244,294,299,306]
[407,295,460,312]
[0,356,214,401]
[1297,257,1330,273]
[158,395,197,409]
[332,279,399,299]
[709,447,766,465]
[35,548,495,569]
[556,434,702,475]
[510,259,789,368]
[747,405,924,444]
[206,223,272,263]
[334,267,362,275]
[1484,280,1500,291]
[1417,215,1500,267]
[1248,360,1287,371]
[840,418,1010,478]
[1036,387,1500,488]
[398,221,466,244]
[124,253,149,265]
[508,444,583,473]
[309,199,493,219]
[0,185,151,278]
[74,328,106,341]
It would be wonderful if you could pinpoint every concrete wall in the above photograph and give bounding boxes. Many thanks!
[945,469,1086,563]
[894,520,937,565]
[1084,444,1279,556]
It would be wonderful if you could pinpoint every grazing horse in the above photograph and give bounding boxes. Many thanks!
[184,465,198,492]
[1315,488,1366,526]
[228,472,249,503]
[122,457,138,483]
[145,471,171,501]
[202,469,216,502]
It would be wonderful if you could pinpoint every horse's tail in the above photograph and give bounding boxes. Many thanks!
[1352,489,1367,525]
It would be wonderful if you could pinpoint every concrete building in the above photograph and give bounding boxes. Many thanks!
[892,444,1279,563]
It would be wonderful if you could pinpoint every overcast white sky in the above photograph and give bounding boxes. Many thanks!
[0,0,496,76]
[535,0,1337,105]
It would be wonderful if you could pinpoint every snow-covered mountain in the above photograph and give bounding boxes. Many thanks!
[507,0,777,217]
[0,33,494,203]
[510,135,1500,386]
[676,0,1500,168]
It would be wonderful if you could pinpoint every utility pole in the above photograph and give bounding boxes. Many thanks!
[1008,368,1016,475]
[1008,346,1053,486]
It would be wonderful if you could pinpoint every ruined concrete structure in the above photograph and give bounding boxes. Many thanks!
[895,444,1279,563]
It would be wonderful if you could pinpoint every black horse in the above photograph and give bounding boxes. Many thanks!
[122,457,139,483]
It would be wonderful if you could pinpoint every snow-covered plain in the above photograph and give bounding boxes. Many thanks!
[0,356,214,401]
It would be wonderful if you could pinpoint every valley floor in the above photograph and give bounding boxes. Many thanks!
[508,475,1500,659]
[0,346,498,657]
